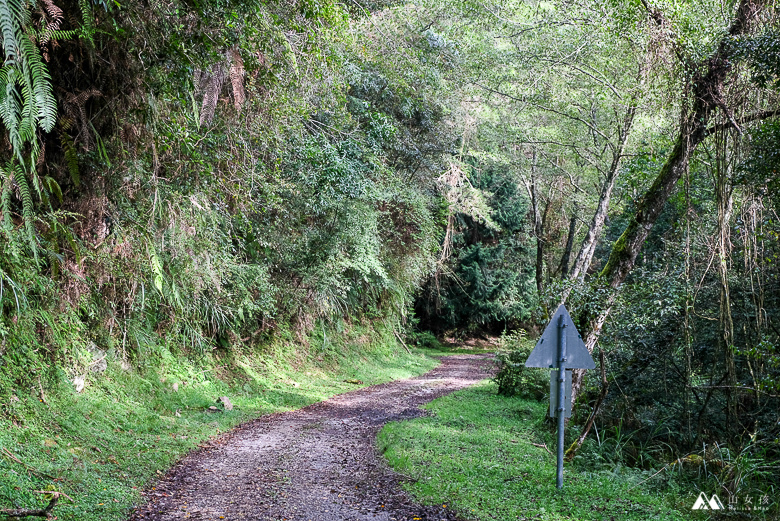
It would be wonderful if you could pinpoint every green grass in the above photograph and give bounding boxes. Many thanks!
[378,381,692,521]
[0,324,439,521]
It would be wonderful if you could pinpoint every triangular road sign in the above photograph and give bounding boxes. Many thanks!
[525,304,595,369]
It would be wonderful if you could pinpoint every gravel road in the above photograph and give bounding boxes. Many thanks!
[129,354,494,521]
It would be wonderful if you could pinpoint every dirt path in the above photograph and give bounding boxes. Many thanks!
[129,354,494,521]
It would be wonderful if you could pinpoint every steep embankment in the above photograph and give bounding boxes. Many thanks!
[0,2,463,519]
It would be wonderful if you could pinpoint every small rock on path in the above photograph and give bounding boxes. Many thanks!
[129,354,494,521]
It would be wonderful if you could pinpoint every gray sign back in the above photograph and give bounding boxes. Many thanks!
[524,304,595,369]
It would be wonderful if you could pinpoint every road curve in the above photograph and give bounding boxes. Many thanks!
[129,354,494,521]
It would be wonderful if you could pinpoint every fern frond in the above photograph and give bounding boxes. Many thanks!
[42,175,60,203]
[0,65,24,158]
[0,1,56,175]
[1,170,12,237]
[17,0,30,28]
[46,244,62,277]
[199,61,225,126]
[37,0,63,46]
[60,129,79,186]
[29,157,42,199]
[63,89,100,149]
[10,161,38,262]
[18,29,55,130]
[91,121,110,167]
[36,27,76,42]
[148,243,164,293]
[58,114,73,130]
[78,0,93,43]
[41,0,62,21]
[16,63,35,143]
[0,0,23,60]
[188,90,200,128]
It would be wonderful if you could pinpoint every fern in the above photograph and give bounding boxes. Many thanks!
[199,61,225,126]
[60,129,80,186]
[36,0,63,47]
[0,65,24,162]
[90,121,111,167]
[148,243,164,293]
[0,0,56,166]
[188,90,200,129]
[0,0,89,272]
[19,28,56,130]
[34,27,76,41]
[41,175,61,204]
[1,172,11,237]
[78,0,94,43]
[0,0,22,62]
[229,49,245,110]
[8,161,37,262]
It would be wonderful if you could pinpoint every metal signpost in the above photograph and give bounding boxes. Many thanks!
[525,304,595,489]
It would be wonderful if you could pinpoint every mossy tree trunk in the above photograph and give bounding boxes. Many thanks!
[558,214,577,279]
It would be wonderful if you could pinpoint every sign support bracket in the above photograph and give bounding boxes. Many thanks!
[556,314,566,490]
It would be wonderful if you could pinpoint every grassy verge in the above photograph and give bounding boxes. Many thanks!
[378,381,691,521]
[0,322,438,521]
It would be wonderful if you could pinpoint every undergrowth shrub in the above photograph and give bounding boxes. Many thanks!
[493,330,546,398]
[411,330,442,349]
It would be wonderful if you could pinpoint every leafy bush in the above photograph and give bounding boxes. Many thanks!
[493,330,547,398]
[412,330,442,350]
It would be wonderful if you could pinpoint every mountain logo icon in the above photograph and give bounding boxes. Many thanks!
[692,492,724,510]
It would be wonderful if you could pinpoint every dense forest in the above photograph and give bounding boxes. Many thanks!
[0,0,779,517]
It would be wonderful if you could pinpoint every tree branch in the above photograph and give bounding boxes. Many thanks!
[703,109,779,138]
[1,492,71,519]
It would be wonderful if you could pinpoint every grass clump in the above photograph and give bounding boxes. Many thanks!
[378,381,691,521]
[0,321,437,521]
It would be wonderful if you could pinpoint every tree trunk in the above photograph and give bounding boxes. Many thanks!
[558,214,577,279]
[528,150,547,296]
[569,0,770,403]
[714,130,738,437]
[684,168,694,443]
[570,103,637,281]
[570,136,703,398]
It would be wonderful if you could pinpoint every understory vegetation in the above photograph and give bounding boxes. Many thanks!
[0,0,779,518]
